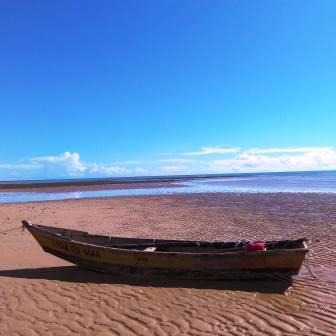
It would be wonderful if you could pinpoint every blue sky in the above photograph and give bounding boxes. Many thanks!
[1,1,336,179]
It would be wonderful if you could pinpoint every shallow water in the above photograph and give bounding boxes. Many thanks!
[1,171,336,203]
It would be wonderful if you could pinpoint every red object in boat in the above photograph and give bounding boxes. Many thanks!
[246,241,266,251]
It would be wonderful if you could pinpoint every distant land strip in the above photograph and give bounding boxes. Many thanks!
[0,174,244,190]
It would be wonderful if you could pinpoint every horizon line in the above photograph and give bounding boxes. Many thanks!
[1,169,335,185]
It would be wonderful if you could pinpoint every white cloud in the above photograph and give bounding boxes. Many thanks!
[1,147,336,181]
[0,163,38,170]
[246,147,333,154]
[0,152,129,180]
[209,147,336,173]
[32,152,87,176]
[133,167,148,174]
[159,159,194,163]
[181,147,240,156]
[33,152,130,177]
[160,165,188,173]
[113,160,143,165]
[88,163,128,175]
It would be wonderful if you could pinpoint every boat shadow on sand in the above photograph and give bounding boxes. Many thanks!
[0,266,292,293]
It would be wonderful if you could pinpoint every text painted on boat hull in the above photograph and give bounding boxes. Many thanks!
[50,238,101,258]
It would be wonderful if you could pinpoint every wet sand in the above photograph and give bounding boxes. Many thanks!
[0,193,335,335]
[0,174,236,193]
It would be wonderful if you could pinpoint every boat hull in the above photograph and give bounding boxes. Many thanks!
[24,222,308,280]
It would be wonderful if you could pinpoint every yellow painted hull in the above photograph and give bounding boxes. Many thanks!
[23,221,308,280]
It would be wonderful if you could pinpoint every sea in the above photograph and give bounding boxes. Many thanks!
[0,171,336,204]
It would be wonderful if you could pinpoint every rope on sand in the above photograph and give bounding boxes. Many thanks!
[304,252,318,280]
[0,225,25,236]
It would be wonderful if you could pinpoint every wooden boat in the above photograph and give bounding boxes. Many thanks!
[22,220,308,280]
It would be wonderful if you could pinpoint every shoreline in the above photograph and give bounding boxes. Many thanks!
[1,191,336,208]
[1,189,336,206]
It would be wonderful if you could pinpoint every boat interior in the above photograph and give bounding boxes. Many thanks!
[24,222,307,253]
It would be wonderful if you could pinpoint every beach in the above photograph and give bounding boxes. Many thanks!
[1,192,335,335]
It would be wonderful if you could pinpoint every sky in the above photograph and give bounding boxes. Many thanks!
[1,1,336,180]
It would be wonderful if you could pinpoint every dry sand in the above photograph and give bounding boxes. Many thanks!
[0,193,335,335]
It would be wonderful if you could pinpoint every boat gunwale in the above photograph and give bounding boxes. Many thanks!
[23,221,309,257]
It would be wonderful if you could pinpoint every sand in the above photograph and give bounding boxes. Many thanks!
[0,193,335,335]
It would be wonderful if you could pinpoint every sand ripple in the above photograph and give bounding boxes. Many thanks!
[1,193,336,335]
